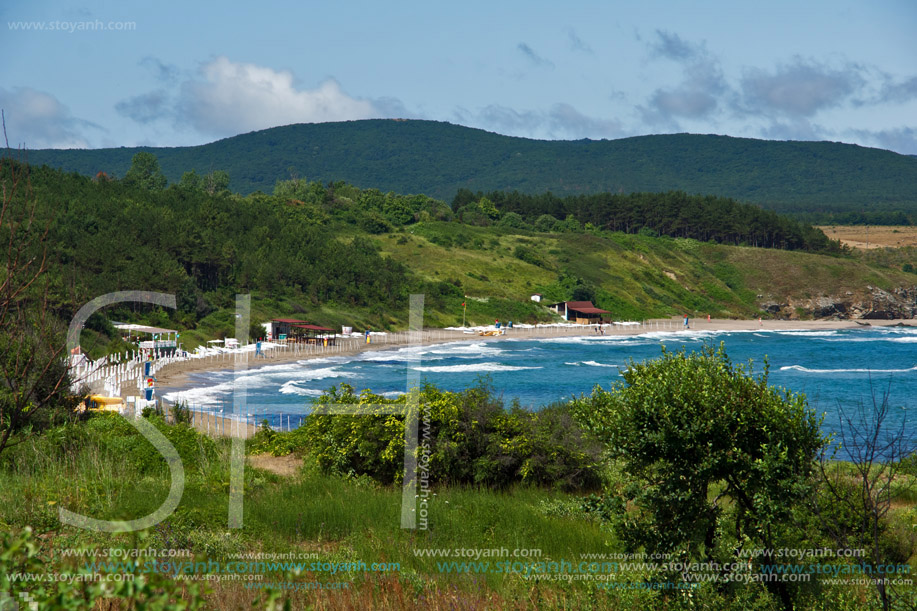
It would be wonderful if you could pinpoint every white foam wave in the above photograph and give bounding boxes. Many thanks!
[539,336,648,346]
[582,360,618,368]
[776,331,838,337]
[165,366,354,405]
[163,382,233,405]
[278,381,324,396]
[566,360,618,368]
[412,362,542,373]
[780,365,917,374]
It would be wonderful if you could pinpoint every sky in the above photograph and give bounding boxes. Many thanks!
[2,0,916,153]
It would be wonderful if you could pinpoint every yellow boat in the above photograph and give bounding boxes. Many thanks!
[77,395,124,413]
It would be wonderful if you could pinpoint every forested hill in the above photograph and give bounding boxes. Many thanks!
[25,119,917,220]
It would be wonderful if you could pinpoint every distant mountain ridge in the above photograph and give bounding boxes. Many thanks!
[24,119,917,215]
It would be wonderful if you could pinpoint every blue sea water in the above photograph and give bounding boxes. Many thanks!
[164,327,917,442]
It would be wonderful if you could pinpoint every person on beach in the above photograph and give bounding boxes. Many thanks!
[684,314,689,329]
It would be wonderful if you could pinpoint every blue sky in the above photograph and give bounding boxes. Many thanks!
[2,0,916,153]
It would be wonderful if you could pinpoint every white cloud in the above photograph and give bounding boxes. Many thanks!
[177,57,378,136]
[0,87,98,148]
[115,90,171,124]
[641,31,728,124]
[739,58,862,117]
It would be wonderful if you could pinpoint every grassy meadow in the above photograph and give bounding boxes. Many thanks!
[2,398,915,610]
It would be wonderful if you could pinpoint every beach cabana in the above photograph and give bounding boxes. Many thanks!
[546,301,610,324]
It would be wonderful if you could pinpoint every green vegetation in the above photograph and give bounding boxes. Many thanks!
[2,356,914,609]
[25,119,917,222]
[456,188,840,251]
[571,345,825,609]
[258,381,603,490]
[10,154,917,362]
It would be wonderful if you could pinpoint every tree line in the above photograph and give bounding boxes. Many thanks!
[453,188,842,252]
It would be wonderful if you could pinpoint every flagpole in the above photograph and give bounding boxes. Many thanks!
[462,300,467,328]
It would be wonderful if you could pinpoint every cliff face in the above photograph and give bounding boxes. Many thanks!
[760,286,917,320]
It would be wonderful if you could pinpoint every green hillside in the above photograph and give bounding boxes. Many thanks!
[25,119,917,221]
[9,160,916,359]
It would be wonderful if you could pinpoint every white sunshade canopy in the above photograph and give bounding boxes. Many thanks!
[113,323,178,335]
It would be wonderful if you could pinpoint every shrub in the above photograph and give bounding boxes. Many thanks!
[171,400,193,425]
[571,344,824,606]
[298,382,602,490]
[359,212,393,234]
[498,211,528,229]
[534,214,558,232]
[513,245,546,268]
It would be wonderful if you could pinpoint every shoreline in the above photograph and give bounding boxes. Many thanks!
[153,317,913,399]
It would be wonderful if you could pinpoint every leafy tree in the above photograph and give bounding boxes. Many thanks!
[571,344,824,609]
[178,170,202,191]
[359,211,393,234]
[123,151,167,191]
[205,169,230,195]
[570,283,595,303]
[534,214,558,232]
[451,187,478,211]
[476,197,500,221]
[497,211,527,229]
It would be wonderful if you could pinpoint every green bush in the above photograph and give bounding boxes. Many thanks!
[298,382,603,490]
[513,245,548,268]
[171,400,193,425]
[359,211,394,234]
[571,344,825,606]
[86,413,218,475]
[497,211,528,229]
[534,214,558,232]
[1,527,209,609]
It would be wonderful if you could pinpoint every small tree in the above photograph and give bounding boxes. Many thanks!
[815,385,917,611]
[571,344,824,609]
[534,214,558,232]
[123,151,167,191]
[205,169,230,195]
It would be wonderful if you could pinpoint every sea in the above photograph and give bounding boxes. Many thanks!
[164,327,917,447]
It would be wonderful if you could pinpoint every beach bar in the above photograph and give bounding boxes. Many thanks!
[267,318,336,345]
[292,323,336,346]
[267,318,309,341]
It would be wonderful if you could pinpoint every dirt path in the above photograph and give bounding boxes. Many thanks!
[248,453,302,477]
